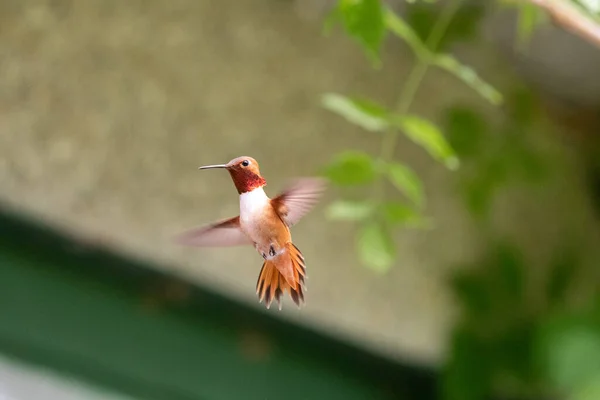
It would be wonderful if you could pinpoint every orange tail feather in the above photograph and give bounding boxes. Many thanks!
[256,242,306,309]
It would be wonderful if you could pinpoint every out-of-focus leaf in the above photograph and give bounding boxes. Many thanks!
[451,243,524,321]
[405,3,436,46]
[333,0,386,65]
[324,150,378,186]
[491,321,538,381]
[485,154,510,184]
[444,106,487,159]
[574,375,600,400]
[494,243,525,304]
[444,2,486,45]
[500,126,548,183]
[451,272,491,318]
[386,162,424,207]
[381,202,422,225]
[326,200,375,221]
[515,148,548,183]
[462,177,496,218]
[461,150,511,218]
[321,93,390,132]
[538,316,600,392]
[442,328,492,400]
[506,85,539,128]
[434,54,503,105]
[395,115,459,170]
[547,247,579,305]
[384,9,427,58]
[357,222,395,273]
[407,2,485,51]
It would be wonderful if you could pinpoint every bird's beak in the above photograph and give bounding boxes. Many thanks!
[198,164,228,170]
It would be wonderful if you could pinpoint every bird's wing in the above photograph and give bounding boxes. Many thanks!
[175,216,253,247]
[270,178,327,227]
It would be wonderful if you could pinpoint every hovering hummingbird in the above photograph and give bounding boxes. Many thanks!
[176,156,327,310]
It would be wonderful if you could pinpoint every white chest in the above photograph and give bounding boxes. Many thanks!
[239,187,270,228]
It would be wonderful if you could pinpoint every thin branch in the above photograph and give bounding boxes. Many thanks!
[529,0,600,47]
[374,0,464,202]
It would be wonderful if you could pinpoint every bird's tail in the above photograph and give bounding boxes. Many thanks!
[256,242,306,309]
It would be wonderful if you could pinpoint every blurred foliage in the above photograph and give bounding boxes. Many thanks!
[406,0,486,51]
[324,0,387,66]
[446,242,600,400]
[320,1,600,400]
[322,0,501,274]
[444,85,549,219]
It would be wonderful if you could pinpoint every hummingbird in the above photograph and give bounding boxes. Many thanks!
[176,156,327,310]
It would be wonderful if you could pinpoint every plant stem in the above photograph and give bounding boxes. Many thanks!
[376,0,464,200]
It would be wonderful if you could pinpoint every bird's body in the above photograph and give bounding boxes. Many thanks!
[239,187,290,258]
[176,156,326,309]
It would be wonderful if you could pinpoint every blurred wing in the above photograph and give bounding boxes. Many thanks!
[271,178,327,227]
[175,216,252,247]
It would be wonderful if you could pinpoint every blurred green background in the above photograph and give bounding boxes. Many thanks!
[0,0,599,399]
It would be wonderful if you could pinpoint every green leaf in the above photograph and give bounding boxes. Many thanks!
[444,106,487,159]
[357,222,395,273]
[386,162,424,207]
[333,0,386,65]
[494,243,525,304]
[442,328,492,400]
[434,54,503,105]
[407,1,485,52]
[395,115,459,170]
[505,85,539,128]
[326,200,375,221]
[491,321,538,381]
[384,9,427,58]
[451,272,491,318]
[462,176,497,218]
[574,375,600,400]
[547,247,579,305]
[498,125,548,183]
[381,202,426,227]
[324,150,378,186]
[451,243,526,322]
[539,317,600,392]
[321,93,390,132]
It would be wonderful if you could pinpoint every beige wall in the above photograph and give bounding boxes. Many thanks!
[1,0,598,366]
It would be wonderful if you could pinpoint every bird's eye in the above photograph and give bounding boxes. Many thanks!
[241,160,250,167]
